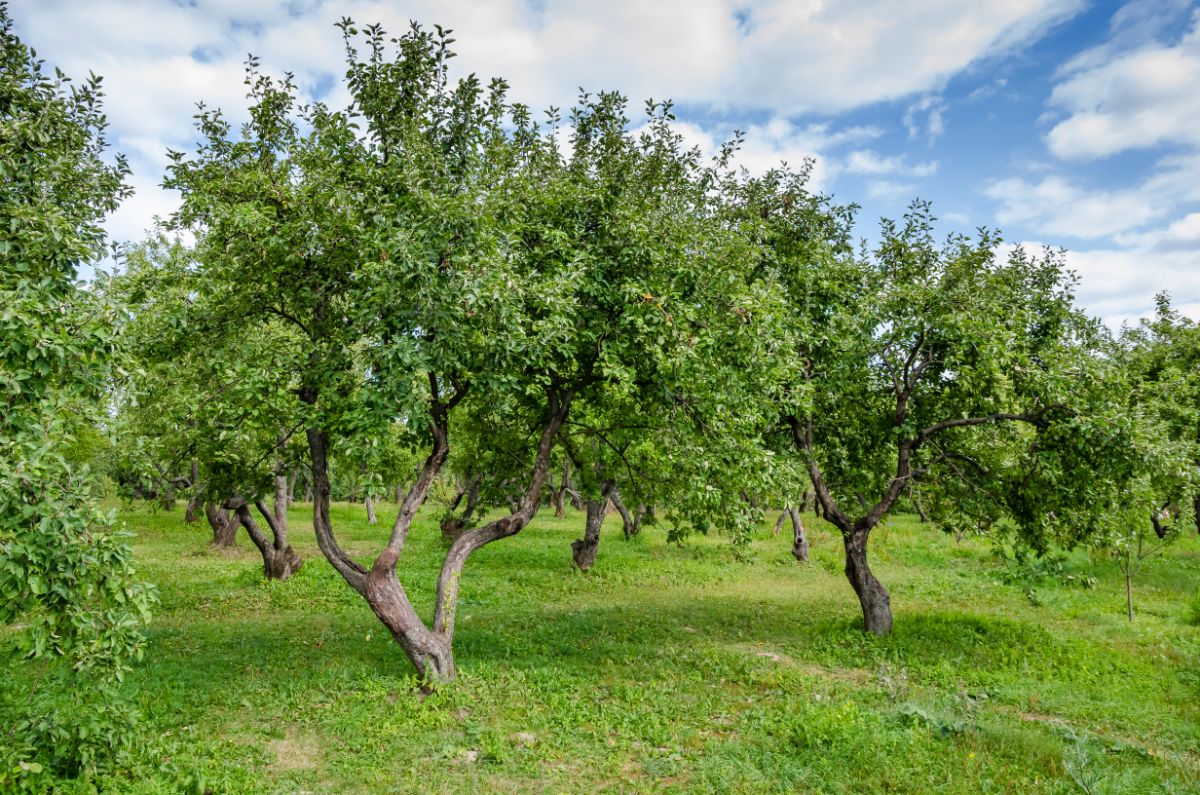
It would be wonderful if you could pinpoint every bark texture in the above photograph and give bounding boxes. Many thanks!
[226,493,302,581]
[843,531,891,634]
[204,502,239,548]
[571,482,614,570]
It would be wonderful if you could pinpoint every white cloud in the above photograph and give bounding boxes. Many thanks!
[729,0,1082,114]
[984,175,1165,238]
[1045,9,1200,159]
[1003,207,1200,327]
[1115,211,1200,251]
[866,180,918,201]
[983,148,1200,240]
[5,0,1087,250]
[845,150,938,177]
[903,95,947,141]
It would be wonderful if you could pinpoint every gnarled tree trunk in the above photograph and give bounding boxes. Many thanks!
[571,481,614,570]
[227,490,302,581]
[365,494,377,525]
[205,501,239,548]
[844,530,891,634]
[305,382,572,688]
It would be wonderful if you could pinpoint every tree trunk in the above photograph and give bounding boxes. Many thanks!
[184,497,202,524]
[366,495,377,525]
[610,490,638,539]
[365,566,456,683]
[1125,567,1134,622]
[229,497,302,581]
[1194,494,1200,537]
[287,471,297,505]
[571,484,613,570]
[912,492,930,523]
[553,487,565,518]
[205,502,239,548]
[790,509,810,562]
[274,475,289,531]
[843,531,891,634]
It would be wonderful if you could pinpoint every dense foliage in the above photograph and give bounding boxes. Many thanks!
[0,3,153,784]
[4,6,1199,789]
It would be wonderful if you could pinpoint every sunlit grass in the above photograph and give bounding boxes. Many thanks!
[15,502,1200,793]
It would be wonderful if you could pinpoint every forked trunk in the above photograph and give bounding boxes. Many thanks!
[844,531,891,635]
[229,497,302,581]
[205,502,238,548]
[365,566,456,684]
[304,382,571,688]
[571,484,613,570]
[790,509,810,562]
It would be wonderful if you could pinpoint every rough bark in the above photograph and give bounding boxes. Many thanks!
[843,531,891,634]
[205,502,239,548]
[572,482,614,570]
[789,508,810,562]
[228,496,302,580]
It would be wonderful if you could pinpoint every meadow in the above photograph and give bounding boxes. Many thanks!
[11,502,1197,794]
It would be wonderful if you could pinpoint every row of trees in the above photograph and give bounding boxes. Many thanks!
[107,18,1200,678]
[4,8,1199,777]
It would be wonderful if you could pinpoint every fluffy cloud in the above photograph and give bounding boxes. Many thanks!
[1045,8,1200,159]
[984,148,1200,240]
[6,0,1084,250]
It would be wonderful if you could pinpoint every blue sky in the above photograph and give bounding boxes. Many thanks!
[10,0,1200,326]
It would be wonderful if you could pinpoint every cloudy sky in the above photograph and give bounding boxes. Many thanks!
[9,0,1200,326]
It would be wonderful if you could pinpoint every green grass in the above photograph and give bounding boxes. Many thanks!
[11,504,1200,793]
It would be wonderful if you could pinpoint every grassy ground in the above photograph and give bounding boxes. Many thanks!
[16,502,1200,793]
